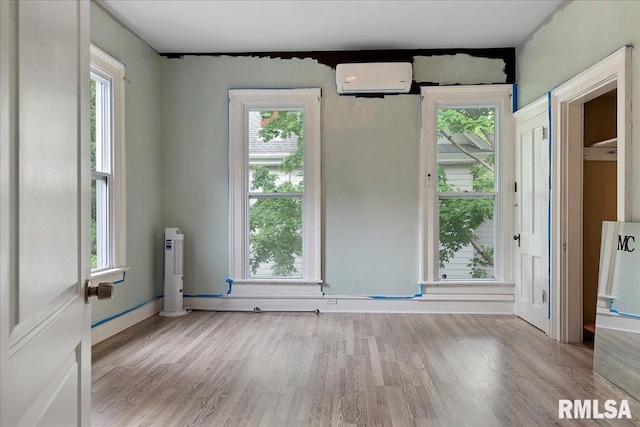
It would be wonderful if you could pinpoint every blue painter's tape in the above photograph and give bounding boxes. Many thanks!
[547,91,553,191]
[91,294,162,329]
[184,294,226,299]
[226,278,233,294]
[367,295,417,300]
[547,91,552,320]
[113,270,126,285]
[609,308,640,320]
[512,83,518,113]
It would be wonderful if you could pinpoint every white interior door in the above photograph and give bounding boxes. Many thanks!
[514,98,550,334]
[0,1,91,425]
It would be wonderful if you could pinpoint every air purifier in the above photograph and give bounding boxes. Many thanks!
[160,227,188,317]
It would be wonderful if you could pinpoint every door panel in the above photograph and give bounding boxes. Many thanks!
[514,100,549,334]
[18,0,80,322]
[35,357,79,427]
[1,1,91,426]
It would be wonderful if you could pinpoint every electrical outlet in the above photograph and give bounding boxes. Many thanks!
[326,298,337,305]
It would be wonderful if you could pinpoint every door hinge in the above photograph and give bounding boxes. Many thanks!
[542,290,547,303]
[563,243,567,251]
[542,126,548,140]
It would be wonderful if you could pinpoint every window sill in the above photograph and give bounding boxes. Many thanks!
[91,267,129,285]
[231,279,322,286]
[228,280,323,299]
[420,281,515,287]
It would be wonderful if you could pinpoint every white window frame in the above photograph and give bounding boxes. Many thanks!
[419,85,514,285]
[228,89,322,288]
[90,44,127,283]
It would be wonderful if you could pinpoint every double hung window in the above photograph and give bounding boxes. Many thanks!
[420,85,514,283]
[90,45,126,280]
[229,89,321,284]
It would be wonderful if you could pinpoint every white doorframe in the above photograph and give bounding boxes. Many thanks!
[550,46,632,342]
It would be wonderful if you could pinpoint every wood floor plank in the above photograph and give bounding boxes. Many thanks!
[92,312,640,426]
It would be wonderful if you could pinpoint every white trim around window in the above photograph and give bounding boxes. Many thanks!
[228,89,321,288]
[90,44,127,283]
[419,85,514,286]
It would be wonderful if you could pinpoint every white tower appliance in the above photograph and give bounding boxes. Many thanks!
[160,227,188,317]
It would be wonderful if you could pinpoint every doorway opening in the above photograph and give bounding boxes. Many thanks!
[550,46,632,343]
[582,89,617,347]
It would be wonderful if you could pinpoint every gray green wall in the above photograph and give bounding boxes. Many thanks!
[90,3,163,323]
[160,55,507,297]
[90,2,510,323]
[517,0,640,218]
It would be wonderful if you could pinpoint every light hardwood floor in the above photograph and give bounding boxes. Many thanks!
[92,312,640,426]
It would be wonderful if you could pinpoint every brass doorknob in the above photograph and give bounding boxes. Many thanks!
[85,280,114,303]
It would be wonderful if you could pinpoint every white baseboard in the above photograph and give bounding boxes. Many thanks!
[90,291,514,345]
[187,294,514,314]
[91,297,163,345]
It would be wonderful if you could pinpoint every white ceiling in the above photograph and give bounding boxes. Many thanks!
[97,0,564,54]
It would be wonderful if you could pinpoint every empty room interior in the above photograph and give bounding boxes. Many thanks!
[1,0,640,426]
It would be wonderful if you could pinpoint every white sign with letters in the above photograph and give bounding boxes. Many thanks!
[598,221,640,317]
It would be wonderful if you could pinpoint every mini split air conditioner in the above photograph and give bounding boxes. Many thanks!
[160,227,188,317]
[336,62,413,94]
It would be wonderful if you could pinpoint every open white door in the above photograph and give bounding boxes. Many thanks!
[1,1,92,425]
[514,97,550,334]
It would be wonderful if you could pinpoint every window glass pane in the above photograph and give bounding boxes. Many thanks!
[91,177,97,269]
[92,176,109,269]
[91,73,110,173]
[249,196,302,278]
[248,110,304,193]
[439,197,495,279]
[437,108,495,193]
[91,72,112,271]
[90,78,97,172]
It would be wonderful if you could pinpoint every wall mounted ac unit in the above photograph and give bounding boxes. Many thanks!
[160,227,188,317]
[336,62,412,94]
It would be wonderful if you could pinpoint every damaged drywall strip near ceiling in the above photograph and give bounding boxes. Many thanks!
[413,53,508,85]
[161,48,516,83]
